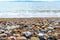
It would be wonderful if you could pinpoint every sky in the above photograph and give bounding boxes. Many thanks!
[0,0,59,1]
